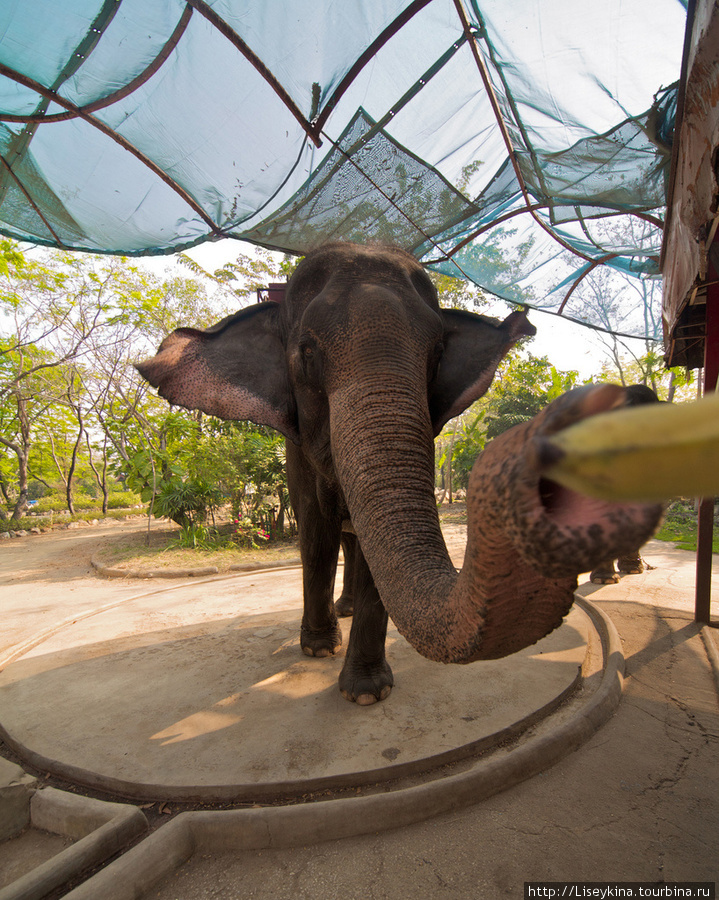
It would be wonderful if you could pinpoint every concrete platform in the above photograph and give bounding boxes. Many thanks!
[5,526,715,899]
[0,566,592,802]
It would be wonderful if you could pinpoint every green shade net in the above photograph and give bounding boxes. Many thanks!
[0,0,686,339]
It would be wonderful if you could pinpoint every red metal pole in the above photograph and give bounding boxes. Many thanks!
[695,275,719,623]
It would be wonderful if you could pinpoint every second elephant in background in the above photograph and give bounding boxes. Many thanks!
[589,384,661,585]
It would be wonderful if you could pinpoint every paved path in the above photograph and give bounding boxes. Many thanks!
[0,520,590,801]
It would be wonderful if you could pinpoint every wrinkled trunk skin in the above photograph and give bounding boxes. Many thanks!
[332,375,458,659]
[332,383,663,664]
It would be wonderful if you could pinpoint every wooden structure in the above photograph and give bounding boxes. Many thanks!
[661,0,719,623]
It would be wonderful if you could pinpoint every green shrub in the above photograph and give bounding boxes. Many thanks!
[232,517,270,549]
[654,498,719,553]
[152,476,223,530]
[107,491,142,509]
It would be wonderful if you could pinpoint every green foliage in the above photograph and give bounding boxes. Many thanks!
[0,239,25,279]
[0,508,139,533]
[107,490,143,509]
[0,238,298,528]
[483,355,580,439]
[118,271,224,343]
[31,492,94,513]
[151,476,223,531]
[29,490,142,514]
[655,499,719,553]
[231,517,270,549]
[168,523,218,551]
[194,247,296,303]
[594,342,696,402]
[190,420,292,536]
[122,448,169,502]
[428,270,486,311]
[432,226,538,306]
[444,352,581,492]
[448,410,487,491]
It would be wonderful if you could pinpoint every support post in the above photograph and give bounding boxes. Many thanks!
[695,277,719,623]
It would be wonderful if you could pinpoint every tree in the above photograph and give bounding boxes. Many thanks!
[428,270,487,312]
[483,355,580,439]
[178,247,296,305]
[0,237,301,530]
[0,246,155,516]
[437,225,539,306]
[555,215,695,399]
[446,352,581,493]
[189,420,292,537]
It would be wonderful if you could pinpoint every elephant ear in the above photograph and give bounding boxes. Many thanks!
[136,303,299,443]
[429,309,535,435]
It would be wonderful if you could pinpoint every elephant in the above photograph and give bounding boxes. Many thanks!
[137,242,663,705]
[335,532,357,617]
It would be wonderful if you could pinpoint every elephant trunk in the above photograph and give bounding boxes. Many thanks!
[331,375,462,660]
[332,382,664,663]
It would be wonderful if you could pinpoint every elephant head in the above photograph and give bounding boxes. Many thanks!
[138,242,662,698]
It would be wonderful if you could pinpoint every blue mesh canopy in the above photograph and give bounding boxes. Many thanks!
[0,0,686,339]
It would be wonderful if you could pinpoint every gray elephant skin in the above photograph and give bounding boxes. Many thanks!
[138,242,662,705]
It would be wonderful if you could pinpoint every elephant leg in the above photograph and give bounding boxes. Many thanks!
[334,531,356,618]
[590,557,620,584]
[339,548,393,705]
[297,512,344,658]
[287,445,343,658]
[617,549,646,575]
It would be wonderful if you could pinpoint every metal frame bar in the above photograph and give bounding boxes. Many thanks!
[318,127,455,270]
[313,0,435,136]
[0,154,66,246]
[0,6,193,125]
[0,62,221,235]
[186,0,322,148]
[557,254,619,314]
[453,0,595,264]
[422,203,547,264]
[0,0,122,206]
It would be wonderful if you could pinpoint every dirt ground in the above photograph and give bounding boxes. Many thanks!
[1,522,718,899]
[1,519,165,662]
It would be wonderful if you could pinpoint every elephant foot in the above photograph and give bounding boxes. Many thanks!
[334,594,354,617]
[617,554,645,575]
[339,658,394,705]
[590,557,619,584]
[590,571,620,585]
[300,621,343,658]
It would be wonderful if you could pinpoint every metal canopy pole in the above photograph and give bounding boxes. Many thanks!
[695,275,719,624]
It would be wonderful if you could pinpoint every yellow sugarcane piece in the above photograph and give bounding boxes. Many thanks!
[542,392,719,502]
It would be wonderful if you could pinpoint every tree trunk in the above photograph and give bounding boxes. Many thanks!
[446,418,459,504]
[85,433,109,515]
[8,385,32,520]
[47,431,73,514]
[0,475,12,518]
[11,448,29,520]
[65,403,85,517]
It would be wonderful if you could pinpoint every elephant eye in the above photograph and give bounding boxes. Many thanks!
[298,336,322,382]
[429,340,443,382]
[299,339,315,362]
